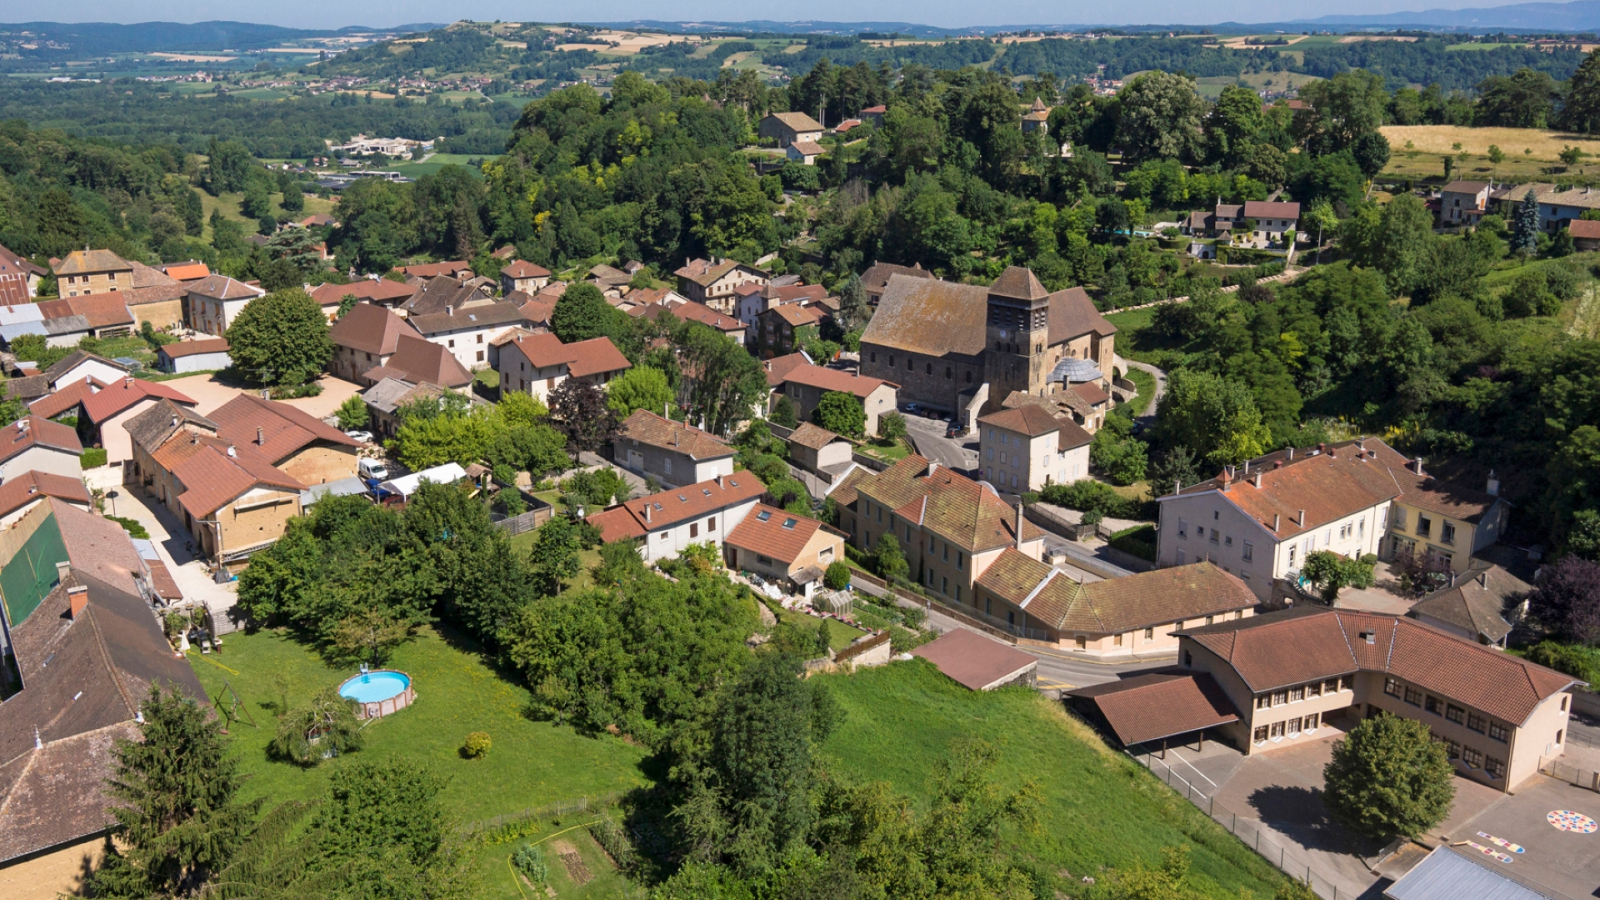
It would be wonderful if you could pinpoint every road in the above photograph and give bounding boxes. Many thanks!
[1116,353,1166,424]
[901,412,978,475]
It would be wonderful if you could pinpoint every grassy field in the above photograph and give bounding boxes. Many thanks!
[389,152,485,179]
[1381,124,1600,163]
[816,661,1286,896]
[1195,70,1319,99]
[200,190,339,241]
[1104,306,1163,364]
[1123,366,1158,416]
[771,604,871,652]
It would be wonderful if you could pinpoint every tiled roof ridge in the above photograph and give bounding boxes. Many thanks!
[81,599,138,725]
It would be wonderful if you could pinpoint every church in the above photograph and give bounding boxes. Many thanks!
[858,266,1117,432]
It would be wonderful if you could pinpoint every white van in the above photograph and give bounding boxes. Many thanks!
[358,458,389,481]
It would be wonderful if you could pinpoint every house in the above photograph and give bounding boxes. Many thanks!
[0,243,45,305]
[124,401,306,566]
[394,260,473,280]
[1569,217,1600,251]
[328,302,423,383]
[830,454,1046,607]
[160,260,211,282]
[185,274,265,336]
[833,118,863,135]
[51,248,133,297]
[205,392,361,486]
[860,266,1116,431]
[735,281,829,328]
[30,295,135,347]
[1021,97,1051,133]
[770,363,899,437]
[398,275,495,317]
[0,502,207,898]
[1439,180,1491,226]
[724,503,848,598]
[1165,606,1577,791]
[586,472,767,562]
[406,300,527,372]
[368,333,474,389]
[1531,186,1600,232]
[976,556,1255,651]
[627,294,747,344]
[156,338,231,374]
[613,409,735,488]
[759,111,825,148]
[79,378,200,467]
[674,257,768,314]
[496,331,630,403]
[858,261,932,306]
[1154,439,1511,601]
[307,278,417,311]
[585,264,633,297]
[787,140,824,165]
[912,629,1038,691]
[756,302,826,358]
[1407,561,1528,647]
[0,470,91,528]
[0,417,84,481]
[40,350,128,391]
[1182,200,1302,248]
[501,260,552,294]
[859,105,887,127]
[123,262,190,332]
[762,351,813,390]
[359,378,473,440]
[976,402,1093,493]
[787,422,853,477]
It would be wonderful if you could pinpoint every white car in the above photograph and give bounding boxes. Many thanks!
[345,430,374,443]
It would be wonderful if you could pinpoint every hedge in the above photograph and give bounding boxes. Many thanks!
[80,448,108,469]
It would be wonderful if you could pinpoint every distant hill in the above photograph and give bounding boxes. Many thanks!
[0,20,446,54]
[1293,1,1600,31]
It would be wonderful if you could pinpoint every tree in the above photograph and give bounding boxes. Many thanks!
[814,390,865,437]
[1295,70,1387,153]
[1529,556,1600,645]
[1301,550,1378,603]
[1115,71,1205,163]
[1091,427,1148,486]
[550,282,616,343]
[1147,444,1200,498]
[89,687,257,897]
[1156,370,1272,467]
[770,395,798,428]
[1341,193,1436,296]
[336,395,368,430]
[876,410,906,443]
[1512,189,1541,258]
[1476,68,1558,129]
[528,516,582,595]
[547,378,619,458]
[875,532,908,583]
[225,288,333,386]
[678,323,769,436]
[270,686,363,766]
[836,273,871,331]
[605,365,673,418]
[329,608,414,666]
[823,560,850,590]
[1323,713,1455,840]
[1563,48,1600,133]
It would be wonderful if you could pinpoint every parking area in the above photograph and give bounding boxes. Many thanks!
[157,372,362,419]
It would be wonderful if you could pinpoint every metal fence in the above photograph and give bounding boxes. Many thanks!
[459,791,626,839]
[1131,750,1350,900]
[1541,756,1600,793]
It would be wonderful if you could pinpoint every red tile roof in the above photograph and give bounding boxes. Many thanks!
[207,392,358,464]
[978,554,1254,633]
[309,279,416,308]
[382,334,473,388]
[161,261,211,282]
[329,302,421,355]
[843,454,1042,553]
[157,338,230,359]
[1571,219,1600,240]
[724,503,840,564]
[504,332,631,379]
[395,260,472,279]
[28,378,101,419]
[0,415,82,463]
[588,473,767,541]
[776,363,893,400]
[1068,673,1241,745]
[912,628,1037,690]
[81,378,197,424]
[763,352,812,387]
[765,303,826,328]
[616,409,732,460]
[502,260,551,279]
[172,442,303,518]
[0,470,90,518]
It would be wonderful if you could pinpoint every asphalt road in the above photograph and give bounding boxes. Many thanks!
[901,412,978,475]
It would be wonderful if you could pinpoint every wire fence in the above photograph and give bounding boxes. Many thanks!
[459,791,627,842]
[1541,756,1600,793]
[1130,749,1351,900]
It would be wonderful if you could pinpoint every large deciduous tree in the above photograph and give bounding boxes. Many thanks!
[1529,556,1600,645]
[1156,369,1272,468]
[605,365,674,418]
[1323,714,1455,840]
[813,390,865,437]
[550,282,616,343]
[1114,71,1205,163]
[547,377,619,458]
[1565,49,1600,133]
[225,288,334,386]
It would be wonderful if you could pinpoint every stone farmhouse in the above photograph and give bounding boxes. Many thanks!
[612,409,735,489]
[674,258,768,314]
[758,111,824,148]
[51,248,133,297]
[1182,200,1301,248]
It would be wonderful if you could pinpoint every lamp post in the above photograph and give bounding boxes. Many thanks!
[106,489,119,517]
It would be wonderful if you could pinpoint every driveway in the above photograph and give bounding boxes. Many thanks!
[901,412,977,475]
[157,373,363,419]
[109,486,241,629]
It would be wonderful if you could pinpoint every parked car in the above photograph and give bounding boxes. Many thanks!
[945,425,962,438]
[903,402,923,416]
[345,430,374,443]
[358,457,389,481]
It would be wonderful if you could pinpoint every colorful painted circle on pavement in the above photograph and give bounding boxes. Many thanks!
[1477,832,1526,853]
[1462,841,1515,864]
[1547,810,1598,833]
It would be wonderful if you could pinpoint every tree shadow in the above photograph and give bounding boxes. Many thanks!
[1245,784,1387,856]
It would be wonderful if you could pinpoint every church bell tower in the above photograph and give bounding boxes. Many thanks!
[981,266,1051,412]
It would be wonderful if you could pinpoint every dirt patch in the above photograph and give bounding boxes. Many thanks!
[551,840,591,885]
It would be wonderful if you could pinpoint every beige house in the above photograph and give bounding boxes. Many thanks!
[787,422,853,476]
[205,392,360,486]
[1440,180,1491,226]
[586,472,767,563]
[725,502,848,598]
[328,301,423,383]
[409,301,529,372]
[977,403,1093,493]
[0,470,92,529]
[759,111,825,148]
[831,454,1045,608]
[975,557,1255,652]
[612,409,735,488]
[0,416,83,481]
[1155,439,1508,601]
[79,378,200,467]
[497,331,631,403]
[185,274,264,336]
[674,258,768,314]
[771,363,898,437]
[500,260,552,294]
[51,248,133,297]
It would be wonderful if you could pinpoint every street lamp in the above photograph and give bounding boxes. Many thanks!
[106,489,119,517]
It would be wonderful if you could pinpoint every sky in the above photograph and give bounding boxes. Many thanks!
[0,0,1523,30]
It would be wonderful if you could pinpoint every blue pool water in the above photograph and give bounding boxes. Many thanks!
[339,670,410,703]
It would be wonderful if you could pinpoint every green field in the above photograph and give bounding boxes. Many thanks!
[200,189,340,241]
[816,661,1287,896]
[230,87,290,100]
[389,152,485,178]
[1123,366,1158,416]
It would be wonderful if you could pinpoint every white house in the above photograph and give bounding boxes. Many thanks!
[496,331,631,403]
[185,274,264,337]
[977,403,1094,493]
[407,301,528,372]
[585,472,767,563]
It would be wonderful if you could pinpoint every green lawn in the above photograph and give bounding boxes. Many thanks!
[1123,366,1157,416]
[858,437,910,462]
[188,625,648,827]
[816,661,1287,897]
[389,153,485,179]
[772,604,870,652]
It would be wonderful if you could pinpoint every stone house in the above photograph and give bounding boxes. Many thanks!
[586,472,767,562]
[185,274,264,336]
[724,502,848,598]
[786,422,853,476]
[51,248,133,298]
[1406,561,1528,647]
[122,261,189,331]
[205,392,360,486]
[308,278,417,311]
[770,363,898,437]
[500,260,552,294]
[328,302,423,384]
[496,331,631,403]
[758,111,825,148]
[858,261,932,306]
[674,258,768,314]
[371,334,474,390]
[0,416,84,481]
[756,302,827,358]
[394,260,473,280]
[1570,217,1600,251]
[1439,180,1491,226]
[612,409,735,488]
[786,140,824,165]
[977,403,1093,493]
[975,558,1255,652]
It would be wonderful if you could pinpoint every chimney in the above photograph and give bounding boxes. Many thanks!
[1174,480,1182,495]
[1356,438,1366,452]
[1015,503,1024,551]
[1243,459,1250,475]
[716,473,724,487]
[170,415,179,429]
[256,426,264,445]
[1486,469,1500,497]
[643,503,652,524]
[1412,457,1425,476]
[1252,472,1262,488]
[1272,513,1280,532]
[1479,571,1490,589]
[1297,509,1305,526]
[1287,447,1294,461]
[27,483,36,495]
[68,585,88,620]
[1327,446,1336,458]
[125,376,133,388]
[448,305,454,316]
[55,560,70,583]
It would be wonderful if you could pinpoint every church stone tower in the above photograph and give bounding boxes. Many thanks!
[982,266,1051,413]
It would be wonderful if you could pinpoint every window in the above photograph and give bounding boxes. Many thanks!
[1224,535,1233,547]
[1254,725,1269,743]
[1486,756,1506,779]
[757,554,772,565]
[1288,545,1296,567]
[708,516,715,532]
[1270,721,1286,739]
[1242,541,1253,561]
[945,367,952,379]
[1467,712,1488,734]
[1272,690,1287,706]
[1441,522,1456,545]
[664,458,673,475]
[1462,746,1484,768]
[476,350,485,362]
[957,552,964,569]
[1144,627,1154,640]
[1488,721,1507,742]
[1115,633,1123,646]
[1425,695,1442,715]
[1287,717,1302,735]
[1256,695,1271,710]
[690,523,698,538]
[448,339,456,348]
[1416,516,1432,538]
[477,333,485,343]
[871,352,877,363]
[1404,687,1422,706]
[1289,686,1304,702]
[1209,529,1219,545]
[1446,704,1466,725]
[941,576,948,594]
[1308,682,1322,697]
[1384,678,1401,698]
[1196,526,1204,538]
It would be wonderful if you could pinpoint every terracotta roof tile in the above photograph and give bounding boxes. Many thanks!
[52,249,131,276]
[158,338,230,360]
[763,352,812,387]
[1048,286,1116,342]
[409,300,529,336]
[617,409,732,460]
[855,455,1041,553]
[207,392,357,464]
[1409,562,1527,642]
[1243,200,1302,219]
[765,303,826,328]
[777,363,892,400]
[502,260,551,279]
[589,473,766,541]
[185,274,263,301]
[978,404,1062,438]
[395,260,472,279]
[0,415,83,462]
[864,277,989,357]
[859,262,932,293]
[787,422,842,450]
[0,470,90,518]
[979,553,1253,632]
[28,377,100,419]
[172,442,303,518]
[329,302,422,355]
[911,629,1037,690]
[81,378,197,424]
[503,332,630,379]
[384,334,473,388]
[725,503,840,564]
[161,261,211,282]
[309,279,416,307]
[1068,673,1241,745]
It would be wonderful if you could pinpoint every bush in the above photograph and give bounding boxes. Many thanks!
[462,731,492,759]
[80,448,108,469]
[1525,641,1600,685]
[1108,524,1157,561]
[1037,479,1149,520]
[511,843,548,883]
[269,687,363,766]
[105,515,150,539]
[823,560,851,590]
[587,817,638,874]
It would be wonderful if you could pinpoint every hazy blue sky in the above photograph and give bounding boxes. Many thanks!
[4,0,1503,30]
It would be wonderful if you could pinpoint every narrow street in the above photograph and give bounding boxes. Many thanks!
[900,411,979,475]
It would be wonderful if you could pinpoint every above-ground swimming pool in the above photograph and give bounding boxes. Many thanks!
[338,669,415,719]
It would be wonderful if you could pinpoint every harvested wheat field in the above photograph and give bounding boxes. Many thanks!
[1382,125,1600,161]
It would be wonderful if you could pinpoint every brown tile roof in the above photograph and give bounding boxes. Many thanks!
[1048,286,1116,341]
[617,409,732,460]
[0,415,82,462]
[763,352,812,387]
[631,297,744,332]
[725,503,841,564]
[42,350,125,386]
[589,473,767,541]
[309,278,417,307]
[513,295,557,326]
[1068,673,1241,746]
[208,392,358,464]
[128,260,178,289]
[383,334,473,388]
[865,276,989,357]
[0,470,90,518]
[186,273,263,301]
[400,276,494,316]
[788,422,842,450]
[28,377,102,419]
[504,332,631,379]
[81,378,197,424]
[790,140,825,156]
[1183,607,1578,724]
[777,363,892,400]
[911,628,1037,690]
[765,303,826,328]
[851,455,1041,553]
[978,404,1062,438]
[502,260,551,279]
[60,294,133,329]
[1570,219,1600,240]
[158,337,230,359]
[1440,181,1490,195]
[3,374,49,403]
[124,398,218,453]
[51,248,131,276]
[1409,562,1527,643]
[675,258,766,287]
[1070,381,1110,406]
[395,260,472,279]
[768,111,825,132]
[989,265,1050,301]
[1242,200,1302,219]
[409,300,529,336]
[172,442,303,518]
[860,262,933,294]
[124,281,191,307]
[329,302,421,355]
[979,554,1254,633]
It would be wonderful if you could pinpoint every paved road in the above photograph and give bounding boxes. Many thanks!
[901,412,978,475]
[1116,353,1166,422]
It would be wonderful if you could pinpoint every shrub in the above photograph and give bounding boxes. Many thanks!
[269,687,363,766]
[1525,641,1600,685]
[587,817,638,874]
[106,515,150,539]
[511,843,548,883]
[1108,524,1157,561]
[823,560,851,590]
[1037,479,1148,520]
[80,448,108,469]
[462,731,492,759]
